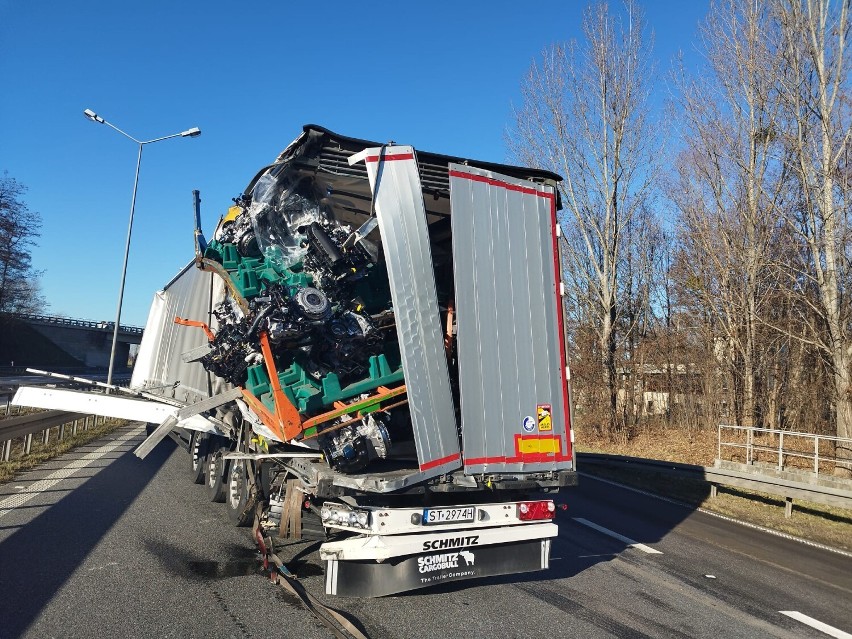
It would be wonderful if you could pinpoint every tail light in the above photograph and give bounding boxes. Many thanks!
[517,500,556,521]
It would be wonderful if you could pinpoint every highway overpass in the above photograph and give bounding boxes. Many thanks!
[0,313,143,371]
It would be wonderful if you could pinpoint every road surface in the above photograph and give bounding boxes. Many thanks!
[0,423,850,639]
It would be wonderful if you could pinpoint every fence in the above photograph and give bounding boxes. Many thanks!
[10,312,144,334]
[0,409,108,462]
[717,424,852,476]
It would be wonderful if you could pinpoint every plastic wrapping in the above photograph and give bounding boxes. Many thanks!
[246,172,324,271]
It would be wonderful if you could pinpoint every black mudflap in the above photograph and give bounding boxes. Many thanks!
[325,538,550,597]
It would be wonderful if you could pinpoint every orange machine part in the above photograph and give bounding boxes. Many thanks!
[239,389,289,442]
[174,316,216,342]
[258,331,303,440]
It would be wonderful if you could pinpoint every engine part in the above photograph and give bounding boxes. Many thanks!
[305,222,344,272]
[294,287,331,321]
[320,414,392,473]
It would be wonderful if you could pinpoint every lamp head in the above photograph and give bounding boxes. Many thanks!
[181,127,201,138]
[83,108,105,124]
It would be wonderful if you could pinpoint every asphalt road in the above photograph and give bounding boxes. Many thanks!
[0,423,850,639]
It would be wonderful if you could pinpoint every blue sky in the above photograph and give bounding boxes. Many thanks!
[0,1,707,327]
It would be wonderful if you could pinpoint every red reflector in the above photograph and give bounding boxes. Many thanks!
[518,500,556,521]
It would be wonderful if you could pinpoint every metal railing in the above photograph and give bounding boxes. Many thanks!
[0,378,131,462]
[0,410,108,462]
[577,452,852,517]
[717,424,852,476]
[8,312,144,334]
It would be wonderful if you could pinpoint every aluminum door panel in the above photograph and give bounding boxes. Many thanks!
[349,147,461,478]
[449,164,572,473]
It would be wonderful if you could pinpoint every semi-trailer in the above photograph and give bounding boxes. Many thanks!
[14,125,576,596]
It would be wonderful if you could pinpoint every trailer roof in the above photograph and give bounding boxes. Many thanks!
[244,124,563,211]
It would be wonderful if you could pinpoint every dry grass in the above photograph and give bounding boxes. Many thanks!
[578,424,717,466]
[0,418,127,484]
[576,424,852,552]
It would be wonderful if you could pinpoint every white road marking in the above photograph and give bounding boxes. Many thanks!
[0,426,144,519]
[779,611,852,639]
[579,472,852,559]
[572,517,663,554]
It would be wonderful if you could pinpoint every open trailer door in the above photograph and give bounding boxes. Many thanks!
[449,164,573,475]
[350,146,462,480]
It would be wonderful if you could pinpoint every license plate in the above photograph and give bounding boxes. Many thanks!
[422,506,475,525]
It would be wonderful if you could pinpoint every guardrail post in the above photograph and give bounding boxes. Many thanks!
[710,484,718,499]
[814,436,819,475]
[59,423,66,441]
[24,433,33,455]
[1,439,10,462]
[42,428,49,445]
[72,419,78,436]
[717,424,721,460]
[3,398,9,416]
[778,431,784,471]
[785,497,793,518]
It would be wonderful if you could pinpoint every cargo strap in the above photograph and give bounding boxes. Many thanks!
[245,463,368,638]
[252,504,370,639]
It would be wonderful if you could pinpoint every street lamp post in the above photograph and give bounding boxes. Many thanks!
[83,109,201,388]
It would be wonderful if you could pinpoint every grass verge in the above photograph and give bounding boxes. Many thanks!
[576,426,852,552]
[0,418,127,484]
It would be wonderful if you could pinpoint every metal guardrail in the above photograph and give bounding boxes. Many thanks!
[0,410,107,462]
[0,375,132,463]
[577,452,852,518]
[717,424,852,476]
[8,312,144,334]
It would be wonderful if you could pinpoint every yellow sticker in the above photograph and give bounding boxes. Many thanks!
[516,435,561,454]
[537,404,552,431]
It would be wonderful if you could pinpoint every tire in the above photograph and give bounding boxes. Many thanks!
[189,432,208,485]
[226,459,255,527]
[206,446,229,503]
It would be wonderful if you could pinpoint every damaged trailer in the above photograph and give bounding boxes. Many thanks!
[13,125,577,597]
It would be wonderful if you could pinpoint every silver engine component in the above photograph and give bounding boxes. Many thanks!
[320,413,392,473]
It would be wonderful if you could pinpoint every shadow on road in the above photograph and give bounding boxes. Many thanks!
[0,437,174,639]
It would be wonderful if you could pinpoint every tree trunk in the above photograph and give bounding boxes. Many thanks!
[832,349,852,477]
[602,304,618,435]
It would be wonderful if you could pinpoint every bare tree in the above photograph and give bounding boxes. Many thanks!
[509,0,659,434]
[670,0,788,429]
[0,173,45,315]
[774,0,852,473]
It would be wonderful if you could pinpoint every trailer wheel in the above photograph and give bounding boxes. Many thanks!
[206,446,229,503]
[226,459,254,526]
[190,433,208,485]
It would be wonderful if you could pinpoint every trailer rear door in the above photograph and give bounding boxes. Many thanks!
[449,164,573,474]
[350,146,462,479]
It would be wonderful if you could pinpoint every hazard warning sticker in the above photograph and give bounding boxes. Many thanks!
[537,404,552,431]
